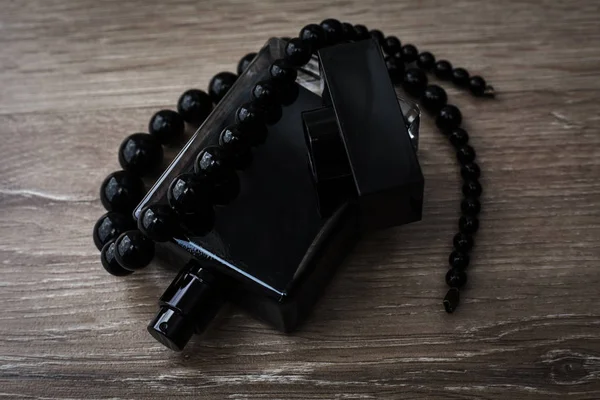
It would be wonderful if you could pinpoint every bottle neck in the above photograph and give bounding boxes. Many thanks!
[148,262,223,351]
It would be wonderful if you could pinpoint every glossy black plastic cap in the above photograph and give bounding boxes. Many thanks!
[148,307,196,351]
[302,106,354,217]
[305,39,424,229]
[148,262,224,351]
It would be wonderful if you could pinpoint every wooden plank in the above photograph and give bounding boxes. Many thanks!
[0,0,599,398]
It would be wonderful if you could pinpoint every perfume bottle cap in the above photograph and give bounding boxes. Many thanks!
[303,39,424,228]
[147,307,196,351]
[148,263,223,351]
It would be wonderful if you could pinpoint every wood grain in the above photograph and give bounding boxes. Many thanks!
[1,0,600,399]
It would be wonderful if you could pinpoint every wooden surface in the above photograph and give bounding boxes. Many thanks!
[1,0,600,399]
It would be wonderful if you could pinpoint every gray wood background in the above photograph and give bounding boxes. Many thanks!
[1,0,599,399]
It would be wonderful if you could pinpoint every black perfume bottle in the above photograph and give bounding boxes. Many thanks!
[134,37,424,351]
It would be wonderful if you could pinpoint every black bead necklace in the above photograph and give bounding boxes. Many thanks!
[94,18,492,314]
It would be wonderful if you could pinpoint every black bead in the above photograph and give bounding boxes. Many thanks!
[449,250,470,269]
[459,215,479,234]
[219,125,253,170]
[320,18,344,45]
[269,59,297,85]
[93,211,134,251]
[237,52,257,75]
[391,50,404,64]
[99,170,145,213]
[385,56,404,85]
[138,204,178,242]
[219,125,251,158]
[208,71,237,103]
[177,89,213,125]
[390,50,404,64]
[434,60,453,80]
[118,133,163,175]
[402,68,428,97]
[420,85,447,113]
[443,288,460,313]
[100,240,133,277]
[354,24,370,41]
[167,173,210,215]
[436,105,462,132]
[461,162,481,180]
[417,51,436,70]
[299,24,327,50]
[401,44,418,63]
[461,197,481,215]
[446,268,468,288]
[285,37,312,66]
[452,68,470,87]
[462,180,482,198]
[469,76,487,96]
[209,170,240,206]
[453,232,474,252]
[457,145,476,164]
[252,80,279,107]
[382,36,401,56]
[341,22,357,42]
[449,128,469,147]
[235,101,267,131]
[114,230,155,271]
[194,146,233,182]
[148,110,185,145]
[369,29,384,45]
